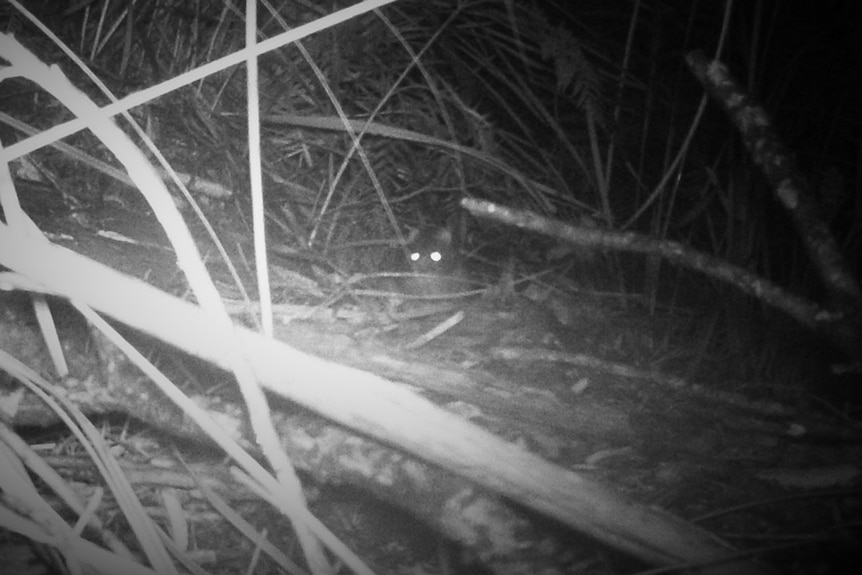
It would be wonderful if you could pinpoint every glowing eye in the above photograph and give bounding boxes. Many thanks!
[410,252,421,262]
[430,251,442,262]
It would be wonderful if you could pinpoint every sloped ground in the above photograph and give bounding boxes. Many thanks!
[2,180,860,574]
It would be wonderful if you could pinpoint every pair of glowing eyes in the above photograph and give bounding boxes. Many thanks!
[410,250,443,264]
